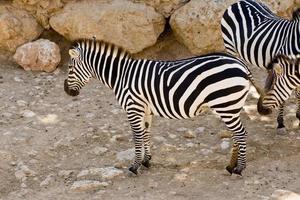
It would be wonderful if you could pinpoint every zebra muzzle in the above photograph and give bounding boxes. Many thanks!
[64,79,80,96]
[257,96,272,115]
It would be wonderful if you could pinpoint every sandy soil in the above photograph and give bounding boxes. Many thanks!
[1,33,300,200]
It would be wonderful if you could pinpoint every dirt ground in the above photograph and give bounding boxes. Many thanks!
[1,33,300,200]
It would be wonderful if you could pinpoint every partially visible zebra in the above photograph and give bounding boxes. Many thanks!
[258,55,300,115]
[221,0,300,134]
[64,39,262,175]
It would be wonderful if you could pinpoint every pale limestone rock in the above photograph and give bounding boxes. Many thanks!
[49,0,165,53]
[131,0,189,17]
[170,0,295,54]
[183,130,196,139]
[12,0,65,29]
[0,5,42,52]
[271,190,300,200]
[70,180,109,192]
[77,167,124,181]
[13,39,61,72]
[116,148,135,161]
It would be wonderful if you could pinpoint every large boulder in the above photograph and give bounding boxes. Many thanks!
[49,0,165,53]
[0,4,43,53]
[131,0,190,17]
[170,0,295,55]
[271,190,300,200]
[12,0,65,29]
[13,39,61,72]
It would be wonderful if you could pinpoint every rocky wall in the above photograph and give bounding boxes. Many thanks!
[0,0,299,71]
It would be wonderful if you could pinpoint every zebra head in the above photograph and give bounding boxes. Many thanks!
[258,55,300,114]
[64,42,93,97]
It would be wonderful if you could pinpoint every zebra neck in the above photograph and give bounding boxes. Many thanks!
[94,48,131,90]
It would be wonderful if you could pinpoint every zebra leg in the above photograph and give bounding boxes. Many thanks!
[127,111,145,175]
[296,88,300,127]
[276,104,287,135]
[142,114,152,168]
[217,112,247,175]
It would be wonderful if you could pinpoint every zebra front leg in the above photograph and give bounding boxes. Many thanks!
[127,112,145,175]
[142,114,152,168]
[276,104,287,135]
[295,88,300,127]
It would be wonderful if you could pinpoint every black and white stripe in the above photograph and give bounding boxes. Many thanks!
[258,55,300,119]
[64,39,259,175]
[221,0,300,132]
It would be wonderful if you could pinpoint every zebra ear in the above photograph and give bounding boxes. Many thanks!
[69,49,80,58]
[273,63,283,75]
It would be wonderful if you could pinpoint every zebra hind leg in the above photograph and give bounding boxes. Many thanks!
[216,112,247,175]
[276,104,287,135]
[141,115,152,168]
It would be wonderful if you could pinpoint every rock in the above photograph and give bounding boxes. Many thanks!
[263,0,295,18]
[218,130,232,139]
[271,189,300,200]
[53,137,75,149]
[77,167,124,181]
[15,163,36,181]
[116,148,135,162]
[58,170,75,179]
[16,100,27,107]
[133,0,190,17]
[195,127,205,134]
[70,180,109,192]
[13,39,61,72]
[173,173,187,182]
[200,148,213,156]
[90,147,108,156]
[177,127,188,132]
[40,174,54,187]
[109,134,127,143]
[0,5,42,52]
[37,114,59,124]
[21,110,36,118]
[170,0,294,54]
[49,0,165,53]
[220,139,230,151]
[183,130,196,139]
[12,0,64,29]
[99,167,124,180]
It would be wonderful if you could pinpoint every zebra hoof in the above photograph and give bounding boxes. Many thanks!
[129,165,138,175]
[226,166,234,175]
[276,127,287,135]
[142,160,151,168]
[232,166,244,176]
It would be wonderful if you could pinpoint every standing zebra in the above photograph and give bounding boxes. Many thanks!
[64,39,261,175]
[221,0,300,134]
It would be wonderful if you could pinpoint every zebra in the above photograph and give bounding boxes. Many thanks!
[64,38,262,175]
[258,55,300,115]
[221,0,300,134]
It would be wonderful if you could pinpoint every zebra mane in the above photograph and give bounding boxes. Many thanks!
[293,8,300,20]
[70,38,131,58]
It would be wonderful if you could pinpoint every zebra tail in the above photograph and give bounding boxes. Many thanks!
[247,73,272,115]
[241,61,273,115]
